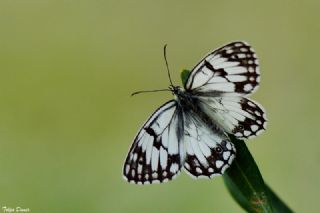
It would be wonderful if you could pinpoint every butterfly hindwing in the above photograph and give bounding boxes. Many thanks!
[197,95,267,139]
[183,111,236,178]
[185,41,260,95]
[123,100,184,184]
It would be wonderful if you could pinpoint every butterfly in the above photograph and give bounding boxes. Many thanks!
[123,41,267,184]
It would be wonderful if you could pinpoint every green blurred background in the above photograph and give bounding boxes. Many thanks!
[0,0,319,212]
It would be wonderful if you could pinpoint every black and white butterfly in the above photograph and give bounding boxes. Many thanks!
[123,41,267,184]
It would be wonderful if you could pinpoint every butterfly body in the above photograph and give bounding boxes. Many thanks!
[173,86,227,137]
[123,41,267,184]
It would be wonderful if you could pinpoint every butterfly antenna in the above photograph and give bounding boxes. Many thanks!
[131,89,170,96]
[164,44,174,87]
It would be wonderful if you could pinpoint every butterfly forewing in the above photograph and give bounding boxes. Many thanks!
[183,112,236,178]
[185,41,260,95]
[123,100,184,184]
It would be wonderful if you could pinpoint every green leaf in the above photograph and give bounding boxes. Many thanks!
[265,184,294,213]
[223,136,273,212]
[180,69,293,213]
[180,69,191,87]
[224,136,293,213]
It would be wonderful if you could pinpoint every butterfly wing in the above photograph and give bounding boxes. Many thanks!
[185,41,260,95]
[123,100,185,184]
[197,96,267,139]
[183,111,236,178]
[185,41,267,139]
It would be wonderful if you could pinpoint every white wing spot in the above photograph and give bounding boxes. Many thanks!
[263,113,267,120]
[235,132,243,137]
[248,135,255,139]
[231,143,235,150]
[237,53,246,58]
[255,110,261,116]
[216,160,224,168]
[256,76,261,82]
[247,101,255,107]
[210,173,220,178]
[223,151,231,160]
[240,47,248,52]
[196,167,202,174]
[163,171,167,177]
[137,164,142,174]
[256,66,260,74]
[226,143,232,150]
[133,153,138,161]
[226,49,233,54]
[170,163,179,173]
[152,172,158,178]
[185,163,190,170]
[208,168,214,173]
[251,125,259,132]
[228,155,235,164]
[160,147,167,169]
[244,84,253,92]
[256,129,264,135]
[152,180,160,184]
[263,121,267,129]
[248,67,254,73]
[125,165,130,175]
[244,130,251,136]
[221,165,229,173]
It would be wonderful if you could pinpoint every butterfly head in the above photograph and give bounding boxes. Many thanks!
[169,85,183,96]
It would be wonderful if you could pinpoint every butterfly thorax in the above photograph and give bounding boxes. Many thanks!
[171,87,193,106]
[170,86,193,107]
[171,85,226,136]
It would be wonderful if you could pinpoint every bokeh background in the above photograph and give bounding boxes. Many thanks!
[0,0,319,212]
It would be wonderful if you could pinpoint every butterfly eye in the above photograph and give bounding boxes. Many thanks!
[232,125,244,133]
[215,146,223,153]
